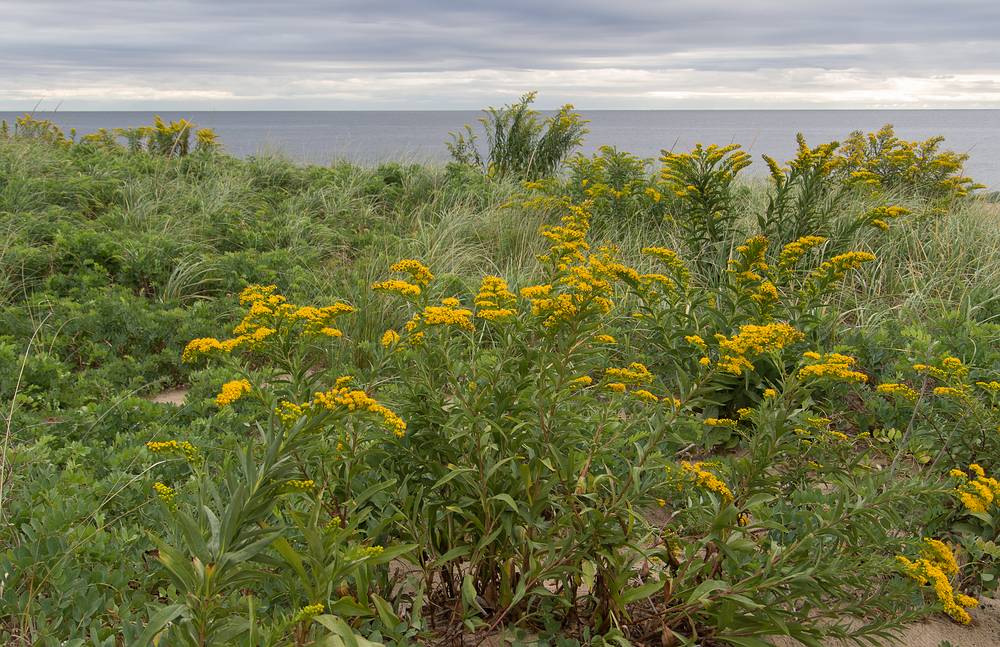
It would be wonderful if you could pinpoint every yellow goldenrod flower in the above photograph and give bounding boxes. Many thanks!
[798,352,868,383]
[605,362,653,386]
[877,383,919,401]
[380,329,400,347]
[292,603,325,624]
[933,386,967,399]
[372,279,421,297]
[215,379,252,407]
[414,302,475,332]
[679,461,734,503]
[954,463,1000,514]
[181,337,225,362]
[763,388,778,399]
[152,482,177,512]
[632,389,659,403]
[896,549,977,624]
[275,401,304,425]
[311,382,406,437]
[778,236,827,268]
[685,335,706,348]
[975,380,1000,393]
[715,323,803,376]
[286,479,315,492]
[390,259,434,286]
[475,275,517,321]
[146,440,199,463]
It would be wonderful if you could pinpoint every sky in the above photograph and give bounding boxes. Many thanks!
[2,0,999,110]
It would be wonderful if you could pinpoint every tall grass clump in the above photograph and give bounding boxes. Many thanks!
[448,91,588,181]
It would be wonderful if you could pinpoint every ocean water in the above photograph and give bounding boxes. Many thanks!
[3,110,998,187]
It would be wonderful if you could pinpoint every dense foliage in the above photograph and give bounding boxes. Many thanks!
[0,113,998,646]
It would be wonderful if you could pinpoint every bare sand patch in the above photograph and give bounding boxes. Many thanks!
[149,387,189,406]
[770,597,1000,647]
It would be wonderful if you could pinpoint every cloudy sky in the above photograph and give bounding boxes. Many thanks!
[2,0,999,110]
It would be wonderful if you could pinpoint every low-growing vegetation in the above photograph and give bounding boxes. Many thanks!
[0,107,998,646]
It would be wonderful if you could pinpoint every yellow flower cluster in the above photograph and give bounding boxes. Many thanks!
[594,333,617,344]
[380,329,401,347]
[184,285,352,361]
[390,259,434,286]
[286,479,315,491]
[806,251,876,285]
[310,380,407,437]
[632,389,659,403]
[238,284,285,306]
[798,352,868,383]
[182,336,238,362]
[839,125,983,197]
[778,236,827,269]
[751,281,779,305]
[715,323,804,375]
[952,464,1000,514]
[292,603,325,623]
[976,381,1000,393]
[475,275,517,321]
[897,539,977,624]
[146,439,199,462]
[641,246,689,286]
[372,279,422,297]
[604,362,652,386]
[538,203,591,268]
[275,400,305,425]
[215,379,251,407]
[685,335,706,348]
[914,356,970,382]
[236,285,353,338]
[933,386,967,399]
[523,288,577,327]
[679,461,734,503]
[704,418,737,428]
[406,301,475,334]
[153,482,176,508]
[728,236,769,283]
[661,144,752,192]
[877,382,920,401]
[865,205,909,231]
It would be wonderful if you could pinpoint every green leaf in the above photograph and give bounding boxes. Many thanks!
[372,593,402,629]
[313,614,384,647]
[685,579,729,605]
[490,493,520,513]
[620,578,663,604]
[135,604,185,646]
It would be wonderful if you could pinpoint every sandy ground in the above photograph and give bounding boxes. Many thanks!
[770,597,1000,647]
[149,387,188,406]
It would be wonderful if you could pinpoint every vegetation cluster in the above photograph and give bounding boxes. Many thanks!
[0,103,998,646]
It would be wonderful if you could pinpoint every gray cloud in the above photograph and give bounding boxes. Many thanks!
[1,0,998,108]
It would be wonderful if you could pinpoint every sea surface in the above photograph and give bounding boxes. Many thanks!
[3,110,998,187]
